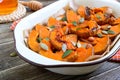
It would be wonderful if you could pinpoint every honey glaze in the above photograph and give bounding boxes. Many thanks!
[0,0,18,15]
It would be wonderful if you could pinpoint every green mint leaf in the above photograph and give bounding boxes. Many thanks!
[107,30,115,34]
[61,16,67,21]
[62,50,73,58]
[72,21,77,26]
[76,28,81,31]
[37,37,42,43]
[50,25,55,29]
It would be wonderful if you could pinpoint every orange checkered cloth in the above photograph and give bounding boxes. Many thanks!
[110,50,120,62]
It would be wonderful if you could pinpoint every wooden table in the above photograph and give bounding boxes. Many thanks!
[0,0,120,80]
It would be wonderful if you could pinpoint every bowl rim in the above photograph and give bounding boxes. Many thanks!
[14,0,120,68]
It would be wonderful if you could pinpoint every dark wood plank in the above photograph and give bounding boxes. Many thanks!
[0,63,63,80]
[0,62,119,80]
[0,41,26,71]
[88,66,120,80]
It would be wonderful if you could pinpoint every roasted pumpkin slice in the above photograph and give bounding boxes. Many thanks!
[39,50,56,60]
[94,36,109,55]
[49,28,64,50]
[112,17,120,25]
[66,9,80,23]
[63,34,77,50]
[92,12,106,23]
[28,30,40,52]
[77,6,86,18]
[62,50,78,62]
[47,17,59,27]
[76,28,90,38]
[35,24,50,39]
[75,47,93,62]
[109,24,120,39]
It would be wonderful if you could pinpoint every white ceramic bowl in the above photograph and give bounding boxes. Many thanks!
[14,0,120,75]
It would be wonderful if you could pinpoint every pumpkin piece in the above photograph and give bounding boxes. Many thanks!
[70,21,88,33]
[46,50,77,62]
[40,39,51,50]
[62,26,69,34]
[93,12,106,22]
[94,36,110,55]
[88,20,98,30]
[112,17,120,25]
[39,39,55,59]
[75,47,93,62]
[62,51,78,62]
[78,20,88,28]
[66,9,80,23]
[109,24,120,39]
[76,28,90,38]
[49,28,64,50]
[47,17,59,27]
[93,7,112,14]
[101,24,111,30]
[88,20,98,36]
[35,24,50,39]
[77,6,86,18]
[63,34,77,50]
[28,30,40,52]
[39,50,56,60]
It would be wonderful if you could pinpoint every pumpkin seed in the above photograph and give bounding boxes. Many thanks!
[107,30,115,34]
[40,42,48,51]
[62,43,67,52]
[10,52,17,57]
[107,25,112,29]
[79,17,85,23]
[81,44,87,48]
[65,27,69,34]
[71,41,76,46]
[97,33,103,38]
[102,30,108,35]
[72,21,77,26]
[77,41,81,48]
[45,37,50,41]
[62,50,73,58]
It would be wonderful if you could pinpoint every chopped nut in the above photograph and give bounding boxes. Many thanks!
[86,44,93,49]
[88,37,95,42]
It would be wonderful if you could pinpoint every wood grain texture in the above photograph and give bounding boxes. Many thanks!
[0,0,120,80]
[0,62,120,80]
[89,66,120,80]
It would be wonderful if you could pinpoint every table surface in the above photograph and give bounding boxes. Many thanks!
[0,0,120,80]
